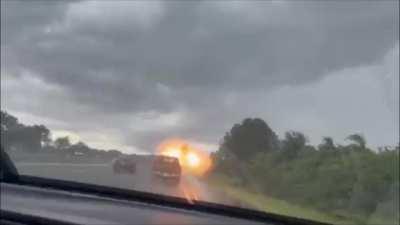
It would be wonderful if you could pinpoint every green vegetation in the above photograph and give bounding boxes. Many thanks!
[208,174,355,224]
[210,118,399,225]
[1,111,123,162]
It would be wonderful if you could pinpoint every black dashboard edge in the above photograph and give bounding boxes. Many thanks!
[0,209,80,225]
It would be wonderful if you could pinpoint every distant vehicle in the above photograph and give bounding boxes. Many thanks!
[152,155,181,185]
[113,156,136,174]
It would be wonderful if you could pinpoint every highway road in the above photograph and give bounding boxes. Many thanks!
[15,161,238,206]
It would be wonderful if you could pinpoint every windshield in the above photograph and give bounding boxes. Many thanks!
[1,1,399,224]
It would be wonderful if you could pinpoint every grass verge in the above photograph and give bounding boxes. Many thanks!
[206,174,358,225]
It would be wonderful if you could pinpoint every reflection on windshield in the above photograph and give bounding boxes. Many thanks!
[1,1,399,224]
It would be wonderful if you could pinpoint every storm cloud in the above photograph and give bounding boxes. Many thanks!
[1,1,398,153]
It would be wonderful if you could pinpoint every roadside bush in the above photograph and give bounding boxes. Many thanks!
[213,145,399,221]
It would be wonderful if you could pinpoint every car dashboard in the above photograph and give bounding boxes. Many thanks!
[1,183,265,225]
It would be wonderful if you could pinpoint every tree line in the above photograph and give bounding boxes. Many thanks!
[211,118,399,223]
[1,111,122,161]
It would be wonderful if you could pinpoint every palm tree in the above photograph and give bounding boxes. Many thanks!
[346,134,366,149]
[319,136,335,151]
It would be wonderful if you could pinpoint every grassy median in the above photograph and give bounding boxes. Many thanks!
[206,174,361,225]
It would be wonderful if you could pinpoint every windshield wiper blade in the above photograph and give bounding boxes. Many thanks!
[3,174,331,225]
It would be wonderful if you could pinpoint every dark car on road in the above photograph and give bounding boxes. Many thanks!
[152,155,181,186]
[113,156,136,174]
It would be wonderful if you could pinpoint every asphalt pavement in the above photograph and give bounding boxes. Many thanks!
[14,161,230,205]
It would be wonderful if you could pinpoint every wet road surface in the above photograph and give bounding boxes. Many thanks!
[15,161,228,205]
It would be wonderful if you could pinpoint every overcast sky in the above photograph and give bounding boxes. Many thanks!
[1,1,399,153]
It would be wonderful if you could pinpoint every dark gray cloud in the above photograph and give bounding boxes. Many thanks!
[1,1,398,152]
